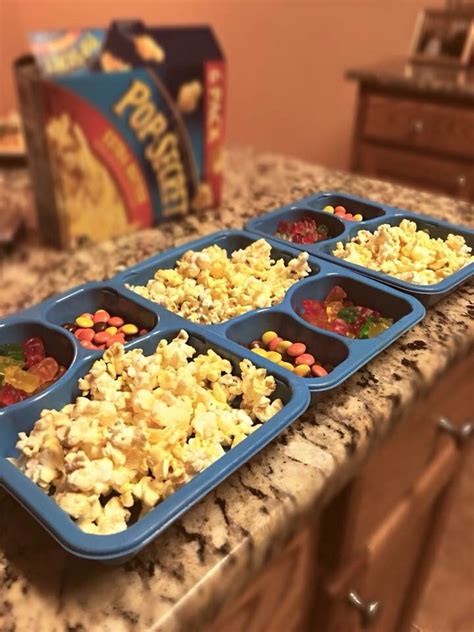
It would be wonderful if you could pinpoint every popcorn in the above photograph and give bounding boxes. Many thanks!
[12,331,283,535]
[127,239,311,324]
[332,219,473,285]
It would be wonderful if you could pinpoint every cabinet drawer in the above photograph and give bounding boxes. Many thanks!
[358,142,474,201]
[362,93,474,160]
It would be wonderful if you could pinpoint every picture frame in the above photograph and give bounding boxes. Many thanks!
[409,8,474,66]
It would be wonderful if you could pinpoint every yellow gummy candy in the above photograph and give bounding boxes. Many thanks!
[4,365,41,394]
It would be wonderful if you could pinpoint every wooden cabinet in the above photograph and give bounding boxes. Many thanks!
[351,85,474,202]
[209,353,473,631]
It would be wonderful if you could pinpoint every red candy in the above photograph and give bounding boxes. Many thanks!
[311,364,328,377]
[80,340,98,350]
[29,357,59,385]
[75,328,95,342]
[93,309,110,323]
[108,316,124,328]
[94,331,111,345]
[105,333,126,348]
[295,353,315,366]
[268,336,283,351]
[22,337,45,369]
[287,342,306,357]
[0,383,27,406]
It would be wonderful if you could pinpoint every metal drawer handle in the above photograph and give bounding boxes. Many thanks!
[411,118,424,133]
[457,174,467,188]
[438,416,473,445]
[347,590,381,627]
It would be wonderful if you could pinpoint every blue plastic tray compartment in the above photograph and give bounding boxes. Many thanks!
[0,323,310,561]
[45,284,159,333]
[116,229,321,289]
[245,192,474,306]
[259,206,346,242]
[307,192,386,221]
[0,318,78,422]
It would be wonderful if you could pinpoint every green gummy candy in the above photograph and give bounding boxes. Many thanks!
[338,307,358,324]
[0,344,24,363]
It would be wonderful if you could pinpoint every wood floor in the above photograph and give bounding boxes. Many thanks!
[414,451,474,632]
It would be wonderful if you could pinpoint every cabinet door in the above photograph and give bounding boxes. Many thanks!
[209,524,316,632]
[318,441,459,632]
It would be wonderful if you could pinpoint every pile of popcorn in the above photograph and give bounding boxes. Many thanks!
[127,239,310,324]
[12,331,283,535]
[332,219,473,285]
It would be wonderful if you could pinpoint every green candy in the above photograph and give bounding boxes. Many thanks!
[358,316,375,339]
[338,307,359,324]
[0,343,24,363]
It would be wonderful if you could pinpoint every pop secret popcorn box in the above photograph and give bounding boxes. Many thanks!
[15,20,226,247]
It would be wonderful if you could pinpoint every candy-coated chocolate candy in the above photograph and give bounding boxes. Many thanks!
[121,323,139,336]
[276,339,292,354]
[3,365,41,394]
[76,315,94,328]
[294,364,311,377]
[0,383,27,406]
[295,353,315,366]
[94,331,112,345]
[249,340,262,349]
[311,364,328,377]
[105,326,118,335]
[62,323,77,333]
[108,316,125,328]
[287,342,306,357]
[105,334,126,348]
[278,361,294,371]
[344,213,354,220]
[266,351,282,363]
[268,336,283,351]
[353,214,363,221]
[252,348,267,357]
[93,322,108,333]
[76,328,95,342]
[93,309,110,323]
[335,206,346,214]
[29,357,59,385]
[261,331,278,345]
[323,205,334,213]
[80,340,98,350]
[138,329,148,336]
[97,344,106,350]
[22,337,45,369]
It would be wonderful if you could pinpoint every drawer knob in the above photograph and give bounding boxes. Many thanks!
[438,416,473,446]
[347,590,381,626]
[411,118,424,133]
[457,174,467,189]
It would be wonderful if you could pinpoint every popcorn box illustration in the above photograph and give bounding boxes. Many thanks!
[15,21,226,247]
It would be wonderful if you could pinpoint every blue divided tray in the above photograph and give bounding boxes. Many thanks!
[0,229,424,562]
[245,191,474,307]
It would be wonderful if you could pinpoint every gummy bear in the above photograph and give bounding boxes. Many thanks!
[325,286,347,304]
[0,343,24,363]
[0,355,24,385]
[0,383,27,407]
[29,357,59,385]
[366,318,393,339]
[22,337,45,369]
[3,365,41,394]
[326,300,344,322]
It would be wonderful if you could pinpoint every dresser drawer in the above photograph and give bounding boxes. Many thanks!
[361,93,474,160]
[357,142,474,201]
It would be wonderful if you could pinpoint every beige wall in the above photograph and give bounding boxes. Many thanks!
[1,0,443,169]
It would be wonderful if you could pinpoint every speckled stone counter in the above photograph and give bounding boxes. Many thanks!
[0,148,473,632]
[347,59,474,102]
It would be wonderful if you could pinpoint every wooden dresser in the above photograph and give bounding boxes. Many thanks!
[348,62,474,202]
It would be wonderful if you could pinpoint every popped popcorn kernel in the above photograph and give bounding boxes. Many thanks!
[13,332,283,535]
[126,239,311,324]
[332,219,473,285]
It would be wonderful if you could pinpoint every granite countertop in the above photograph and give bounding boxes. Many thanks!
[347,58,474,101]
[0,148,473,632]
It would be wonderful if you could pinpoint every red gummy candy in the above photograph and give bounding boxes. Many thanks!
[324,286,347,304]
[29,357,59,385]
[22,337,45,369]
[0,383,27,407]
